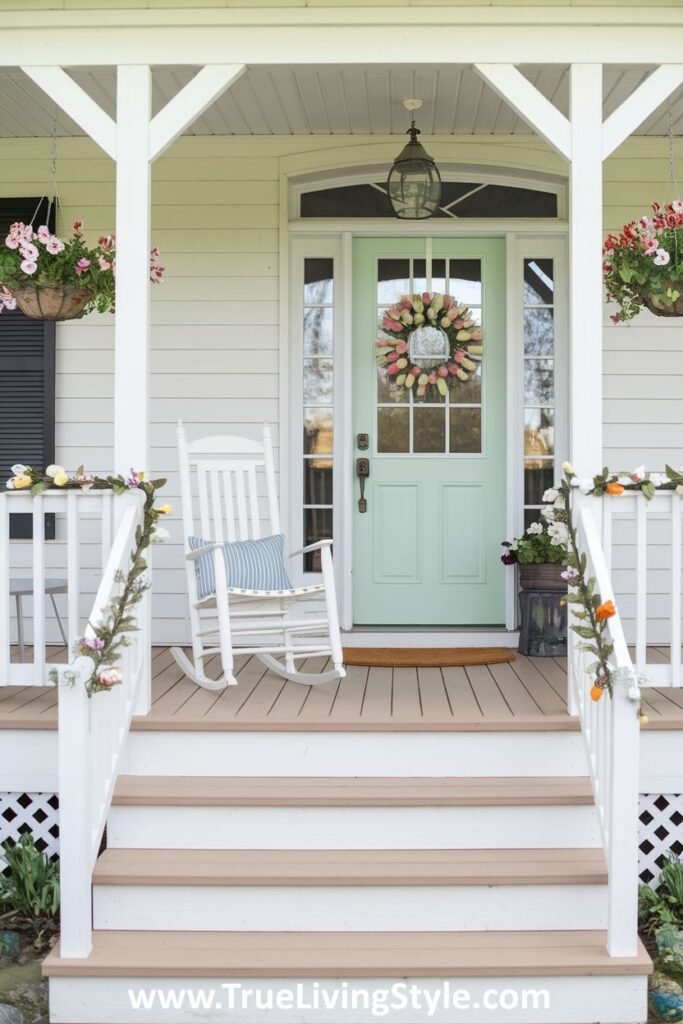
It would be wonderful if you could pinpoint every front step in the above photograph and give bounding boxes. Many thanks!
[92,848,608,932]
[44,930,651,1024]
[122,727,586,777]
[107,776,601,850]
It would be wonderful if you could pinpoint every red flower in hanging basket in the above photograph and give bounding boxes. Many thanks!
[604,201,683,321]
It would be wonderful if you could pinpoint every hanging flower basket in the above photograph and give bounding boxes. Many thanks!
[642,290,683,317]
[604,201,683,323]
[0,220,164,322]
[5,282,94,321]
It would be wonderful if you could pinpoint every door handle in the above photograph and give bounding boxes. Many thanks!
[357,458,370,513]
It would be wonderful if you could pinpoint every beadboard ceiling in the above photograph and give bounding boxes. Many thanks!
[0,64,680,138]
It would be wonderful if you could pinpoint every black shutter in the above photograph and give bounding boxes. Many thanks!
[0,198,56,540]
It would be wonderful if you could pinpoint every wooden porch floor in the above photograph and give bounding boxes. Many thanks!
[2,645,683,731]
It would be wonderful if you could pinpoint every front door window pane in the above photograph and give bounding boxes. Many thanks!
[376,255,483,456]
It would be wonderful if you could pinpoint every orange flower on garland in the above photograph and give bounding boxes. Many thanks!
[591,684,605,702]
[596,600,617,621]
[606,482,624,496]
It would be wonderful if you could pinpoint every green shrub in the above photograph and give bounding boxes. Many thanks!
[639,853,683,936]
[0,834,59,939]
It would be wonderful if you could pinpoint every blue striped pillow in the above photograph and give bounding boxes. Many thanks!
[188,534,293,598]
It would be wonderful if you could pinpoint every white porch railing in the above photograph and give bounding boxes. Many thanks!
[52,489,150,957]
[0,488,117,686]
[600,489,683,686]
[567,491,640,958]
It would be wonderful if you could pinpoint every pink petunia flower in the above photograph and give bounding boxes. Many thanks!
[75,258,91,276]
[5,234,19,250]
[645,238,658,255]
[46,236,64,255]
[73,220,83,235]
[20,243,39,262]
[36,225,50,243]
[654,248,671,266]
[98,257,112,271]
[20,259,37,275]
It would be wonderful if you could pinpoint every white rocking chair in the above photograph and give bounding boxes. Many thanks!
[171,421,346,690]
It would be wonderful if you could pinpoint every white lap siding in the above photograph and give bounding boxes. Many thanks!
[0,134,679,644]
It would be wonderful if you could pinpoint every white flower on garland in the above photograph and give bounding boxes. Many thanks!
[542,487,559,503]
[649,472,670,488]
[526,522,543,536]
[579,478,594,494]
[548,521,569,546]
[151,526,170,544]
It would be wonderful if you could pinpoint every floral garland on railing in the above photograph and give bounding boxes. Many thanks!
[4,463,169,695]
[554,461,662,722]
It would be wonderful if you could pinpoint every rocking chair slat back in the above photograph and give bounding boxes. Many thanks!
[177,421,278,547]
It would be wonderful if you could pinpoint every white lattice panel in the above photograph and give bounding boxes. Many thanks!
[0,792,59,860]
[639,793,683,886]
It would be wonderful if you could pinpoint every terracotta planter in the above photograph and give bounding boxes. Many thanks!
[4,282,93,321]
[518,562,567,592]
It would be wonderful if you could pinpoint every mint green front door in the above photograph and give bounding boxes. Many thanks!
[352,237,506,626]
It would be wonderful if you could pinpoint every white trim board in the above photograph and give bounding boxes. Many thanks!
[286,212,568,633]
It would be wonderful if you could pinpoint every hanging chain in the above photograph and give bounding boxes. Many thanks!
[30,103,60,228]
[666,98,681,203]
[665,98,681,271]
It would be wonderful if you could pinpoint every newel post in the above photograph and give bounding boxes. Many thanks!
[55,658,94,958]
[607,677,641,957]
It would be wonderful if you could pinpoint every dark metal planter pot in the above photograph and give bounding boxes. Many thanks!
[517,563,567,657]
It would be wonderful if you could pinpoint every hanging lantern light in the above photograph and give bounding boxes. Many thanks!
[387,99,442,220]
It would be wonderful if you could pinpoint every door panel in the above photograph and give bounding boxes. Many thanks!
[352,237,506,626]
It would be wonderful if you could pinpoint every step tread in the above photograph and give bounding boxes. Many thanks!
[93,847,607,886]
[43,930,652,978]
[113,775,595,807]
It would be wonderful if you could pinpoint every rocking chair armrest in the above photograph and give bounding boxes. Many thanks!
[185,542,223,562]
[288,538,333,558]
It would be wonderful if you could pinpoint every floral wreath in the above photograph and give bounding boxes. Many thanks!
[377,292,483,400]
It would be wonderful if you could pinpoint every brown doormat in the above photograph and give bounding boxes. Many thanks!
[342,647,515,668]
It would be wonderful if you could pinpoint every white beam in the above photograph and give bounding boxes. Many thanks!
[474,64,571,160]
[20,65,116,160]
[149,64,245,161]
[569,64,604,477]
[114,65,151,475]
[602,64,683,159]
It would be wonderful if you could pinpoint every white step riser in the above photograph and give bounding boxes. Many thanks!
[48,974,648,1024]
[93,883,608,932]
[122,730,588,778]
[107,805,602,850]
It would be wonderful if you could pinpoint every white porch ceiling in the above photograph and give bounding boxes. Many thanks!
[0,64,681,139]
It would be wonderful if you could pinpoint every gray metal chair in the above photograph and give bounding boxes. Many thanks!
[10,578,68,661]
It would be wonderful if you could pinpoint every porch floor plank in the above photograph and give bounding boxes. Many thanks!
[2,645,683,732]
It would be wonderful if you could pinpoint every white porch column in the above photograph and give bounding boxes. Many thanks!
[114,66,152,476]
[569,64,604,478]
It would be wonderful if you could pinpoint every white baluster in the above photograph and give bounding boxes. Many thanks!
[67,491,80,653]
[635,497,647,675]
[32,494,46,679]
[0,495,9,683]
[671,491,681,686]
